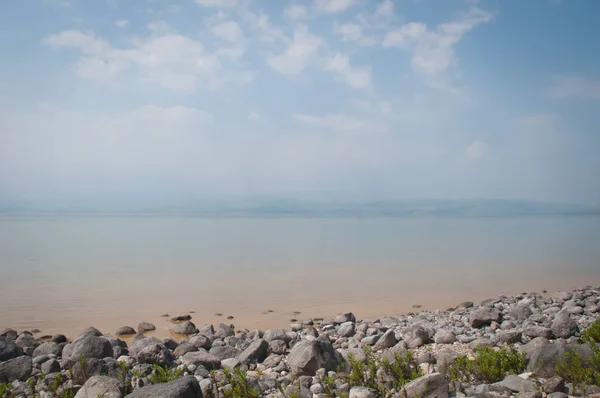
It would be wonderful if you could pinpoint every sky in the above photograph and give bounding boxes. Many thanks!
[1,0,599,208]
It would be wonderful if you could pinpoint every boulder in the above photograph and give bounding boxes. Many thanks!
[543,376,565,393]
[267,340,287,355]
[171,315,192,322]
[511,302,533,321]
[215,323,234,339]
[526,343,593,377]
[51,334,68,344]
[373,329,397,350]
[403,324,430,348]
[349,386,378,398]
[0,355,32,382]
[188,335,211,350]
[523,326,553,339]
[209,345,241,361]
[173,343,198,358]
[334,313,356,324]
[62,336,113,368]
[136,343,174,366]
[0,338,23,361]
[170,321,198,335]
[181,350,221,370]
[137,322,156,332]
[402,373,449,398]
[286,340,344,376]
[495,374,537,393]
[32,342,62,357]
[263,329,291,343]
[237,339,268,364]
[434,329,456,344]
[551,312,578,338]
[74,375,123,398]
[470,307,502,328]
[115,327,136,336]
[497,331,522,344]
[125,375,201,397]
[552,292,573,302]
[41,358,61,374]
[338,322,356,338]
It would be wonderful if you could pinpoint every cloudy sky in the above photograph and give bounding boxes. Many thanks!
[1,0,599,207]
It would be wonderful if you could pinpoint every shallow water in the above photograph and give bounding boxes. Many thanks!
[0,216,599,339]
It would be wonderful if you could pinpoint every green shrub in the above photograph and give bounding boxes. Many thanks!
[222,367,260,398]
[555,337,600,396]
[380,351,424,391]
[148,364,183,384]
[0,382,15,398]
[581,318,600,344]
[446,346,526,384]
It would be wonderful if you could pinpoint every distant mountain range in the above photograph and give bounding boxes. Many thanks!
[1,198,599,217]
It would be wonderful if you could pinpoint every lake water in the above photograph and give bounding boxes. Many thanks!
[1,216,599,339]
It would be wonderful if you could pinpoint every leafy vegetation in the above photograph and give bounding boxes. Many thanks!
[221,367,261,398]
[555,319,600,396]
[0,382,16,398]
[148,364,183,384]
[446,346,526,384]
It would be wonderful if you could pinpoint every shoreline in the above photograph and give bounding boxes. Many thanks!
[1,285,599,397]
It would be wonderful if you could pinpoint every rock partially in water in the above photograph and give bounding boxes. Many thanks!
[169,321,198,335]
[115,326,136,336]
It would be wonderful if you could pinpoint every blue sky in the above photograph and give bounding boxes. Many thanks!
[1,0,599,206]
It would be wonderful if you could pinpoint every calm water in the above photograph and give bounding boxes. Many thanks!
[1,216,599,338]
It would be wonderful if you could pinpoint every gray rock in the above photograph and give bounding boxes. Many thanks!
[115,326,136,336]
[181,350,221,370]
[51,334,67,344]
[403,324,430,348]
[434,329,456,344]
[209,345,241,360]
[516,393,542,398]
[171,315,192,322]
[373,329,397,350]
[188,335,211,350]
[547,393,568,398]
[458,301,474,308]
[237,339,268,364]
[62,336,114,368]
[435,350,460,373]
[511,303,533,321]
[526,343,593,377]
[523,326,553,339]
[41,358,61,374]
[79,327,103,337]
[543,376,565,393]
[0,338,23,361]
[338,348,368,365]
[74,375,123,398]
[551,312,578,338]
[552,292,573,302]
[126,375,201,397]
[174,343,198,358]
[470,307,502,328]
[284,384,311,398]
[286,340,344,376]
[0,356,32,382]
[349,386,378,398]
[215,323,234,339]
[136,343,174,366]
[263,329,291,343]
[221,358,240,371]
[137,322,156,332]
[162,338,178,351]
[360,335,380,347]
[334,313,356,324]
[14,333,38,351]
[268,339,287,355]
[402,373,449,398]
[495,374,537,393]
[170,321,198,335]
[496,331,522,344]
[32,342,62,357]
[338,322,356,338]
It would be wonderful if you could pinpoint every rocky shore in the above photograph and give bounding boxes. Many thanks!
[1,286,599,398]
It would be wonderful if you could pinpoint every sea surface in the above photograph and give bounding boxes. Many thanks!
[1,216,599,338]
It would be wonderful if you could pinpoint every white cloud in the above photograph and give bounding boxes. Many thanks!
[114,20,129,28]
[211,21,243,42]
[517,113,559,128]
[334,22,363,42]
[248,111,261,121]
[267,26,322,75]
[376,0,394,16]
[195,0,237,7]
[325,52,371,89]
[383,8,493,86]
[547,76,600,100]
[314,0,357,13]
[284,4,308,20]
[43,29,258,91]
[293,113,382,132]
[466,140,489,160]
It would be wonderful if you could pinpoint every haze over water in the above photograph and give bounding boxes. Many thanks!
[1,215,599,338]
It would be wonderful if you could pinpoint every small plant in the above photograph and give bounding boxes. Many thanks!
[148,364,183,384]
[381,351,424,392]
[445,346,526,384]
[59,389,75,398]
[222,367,261,398]
[581,318,600,344]
[50,373,64,393]
[27,377,37,398]
[317,374,337,398]
[0,382,15,398]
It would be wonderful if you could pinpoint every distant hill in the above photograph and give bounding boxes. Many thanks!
[1,198,599,218]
